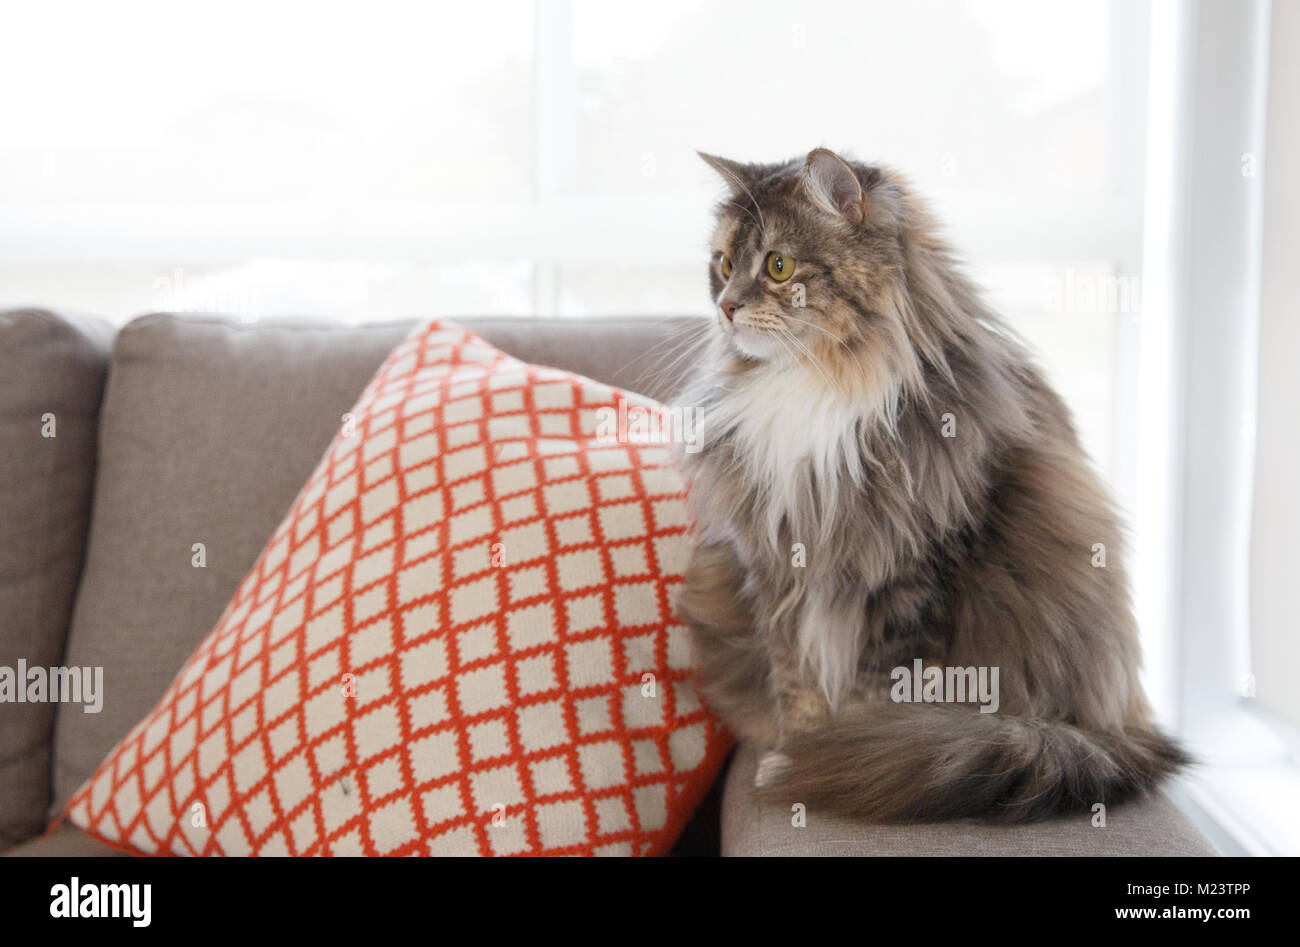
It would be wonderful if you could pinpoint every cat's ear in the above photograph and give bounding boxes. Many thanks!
[803,148,867,225]
[698,151,756,194]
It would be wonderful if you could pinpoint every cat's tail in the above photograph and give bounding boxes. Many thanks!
[754,702,1190,823]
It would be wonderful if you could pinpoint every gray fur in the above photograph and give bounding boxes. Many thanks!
[674,149,1188,823]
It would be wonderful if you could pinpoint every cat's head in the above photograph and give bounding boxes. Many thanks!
[701,148,939,400]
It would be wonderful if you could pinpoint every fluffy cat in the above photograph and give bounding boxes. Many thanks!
[673,148,1187,822]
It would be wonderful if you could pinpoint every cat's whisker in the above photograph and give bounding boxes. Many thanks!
[777,324,844,396]
[782,316,862,374]
[620,319,712,401]
[715,166,767,233]
[782,313,884,405]
[768,331,805,386]
[641,338,714,405]
[723,199,763,232]
[780,313,841,344]
[781,313,862,371]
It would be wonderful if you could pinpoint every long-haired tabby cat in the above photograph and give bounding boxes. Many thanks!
[674,148,1187,823]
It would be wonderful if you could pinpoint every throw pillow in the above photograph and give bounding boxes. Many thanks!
[63,321,729,856]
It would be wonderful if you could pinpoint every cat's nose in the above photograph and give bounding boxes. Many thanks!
[720,300,742,322]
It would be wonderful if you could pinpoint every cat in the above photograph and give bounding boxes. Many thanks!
[672,148,1188,822]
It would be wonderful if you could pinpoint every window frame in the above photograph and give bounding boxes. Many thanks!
[1145,0,1298,857]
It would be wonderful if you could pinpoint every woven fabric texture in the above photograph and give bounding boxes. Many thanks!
[65,321,728,856]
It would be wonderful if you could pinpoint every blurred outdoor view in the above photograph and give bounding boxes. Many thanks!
[0,0,1147,486]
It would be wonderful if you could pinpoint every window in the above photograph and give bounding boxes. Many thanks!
[0,0,1149,497]
[0,0,539,320]
[1,0,1157,726]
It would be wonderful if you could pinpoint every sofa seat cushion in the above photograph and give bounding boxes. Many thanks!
[2,822,126,857]
[721,742,1218,856]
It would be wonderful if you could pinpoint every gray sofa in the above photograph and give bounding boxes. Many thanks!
[0,308,1217,856]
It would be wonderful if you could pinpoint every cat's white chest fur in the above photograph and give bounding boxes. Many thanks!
[708,362,864,545]
[704,360,877,710]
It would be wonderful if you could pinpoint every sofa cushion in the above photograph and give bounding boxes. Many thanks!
[50,313,708,818]
[64,320,727,855]
[0,308,112,850]
[721,742,1218,856]
[2,821,126,857]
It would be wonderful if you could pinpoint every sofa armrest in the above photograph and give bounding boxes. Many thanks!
[0,308,113,851]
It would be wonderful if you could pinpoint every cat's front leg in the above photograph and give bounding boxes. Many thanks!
[674,541,783,748]
[768,578,871,737]
[753,653,835,789]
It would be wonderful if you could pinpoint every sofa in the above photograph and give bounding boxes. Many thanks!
[0,307,1217,856]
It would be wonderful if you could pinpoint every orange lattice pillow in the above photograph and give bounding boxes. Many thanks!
[64,321,729,855]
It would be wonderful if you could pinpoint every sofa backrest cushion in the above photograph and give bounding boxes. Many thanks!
[0,308,112,848]
[50,313,707,816]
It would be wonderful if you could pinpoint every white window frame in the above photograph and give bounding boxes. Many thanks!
[1139,0,1298,857]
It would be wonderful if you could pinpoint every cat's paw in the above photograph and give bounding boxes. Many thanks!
[754,750,792,788]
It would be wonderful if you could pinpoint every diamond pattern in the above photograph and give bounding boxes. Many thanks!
[65,322,730,856]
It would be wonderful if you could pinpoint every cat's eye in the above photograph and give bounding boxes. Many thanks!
[765,251,795,282]
[719,254,733,279]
